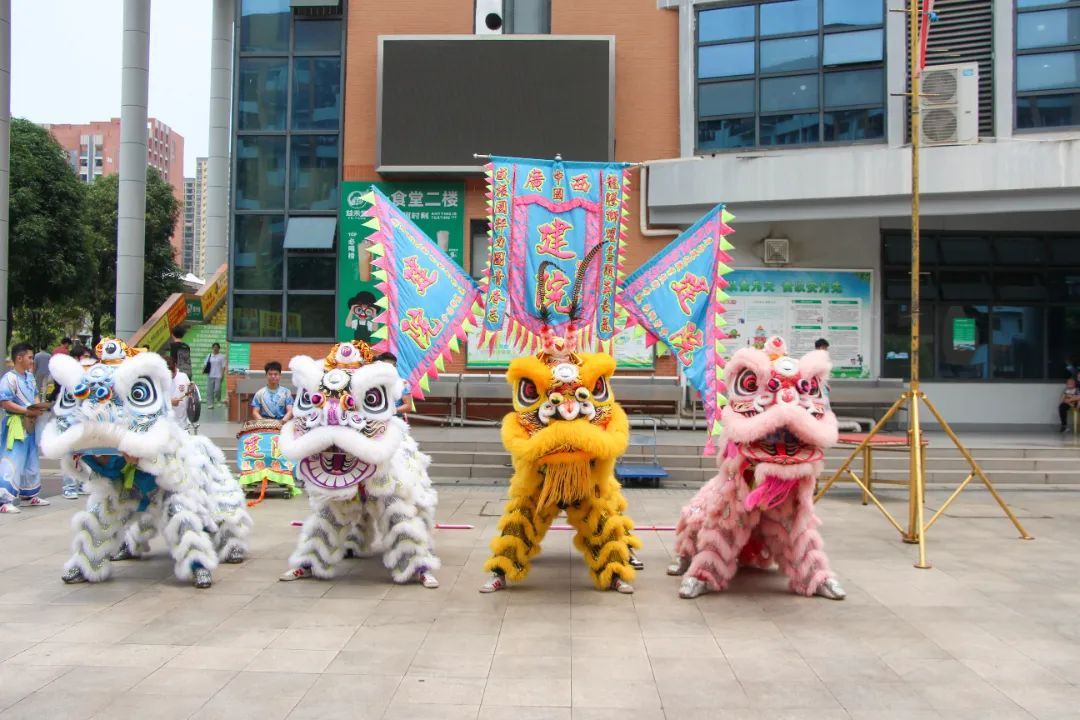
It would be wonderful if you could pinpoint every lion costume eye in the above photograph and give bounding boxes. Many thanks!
[362,387,388,414]
[574,387,590,402]
[734,369,758,395]
[128,378,157,408]
[58,390,76,411]
[517,379,540,406]
[296,391,313,412]
[592,376,609,403]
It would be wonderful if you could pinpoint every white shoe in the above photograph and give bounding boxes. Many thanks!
[419,571,439,589]
[679,576,709,599]
[479,572,507,593]
[612,577,634,594]
[23,497,50,507]
[279,566,313,582]
[63,490,78,500]
[814,577,847,601]
[0,503,20,514]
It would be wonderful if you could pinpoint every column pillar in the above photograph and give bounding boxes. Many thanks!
[205,0,234,277]
[116,0,151,339]
[0,0,10,360]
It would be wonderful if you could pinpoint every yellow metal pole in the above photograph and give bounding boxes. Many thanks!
[907,0,930,569]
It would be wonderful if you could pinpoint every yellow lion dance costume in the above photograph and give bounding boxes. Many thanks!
[480,322,642,594]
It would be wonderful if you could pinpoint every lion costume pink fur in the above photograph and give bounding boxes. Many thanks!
[668,336,846,600]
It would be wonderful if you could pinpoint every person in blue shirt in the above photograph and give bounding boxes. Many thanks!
[251,361,294,422]
[0,343,47,513]
[375,352,412,416]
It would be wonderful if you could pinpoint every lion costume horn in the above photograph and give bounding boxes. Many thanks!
[535,243,604,360]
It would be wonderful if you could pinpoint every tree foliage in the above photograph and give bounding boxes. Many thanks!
[84,168,185,345]
[7,118,91,337]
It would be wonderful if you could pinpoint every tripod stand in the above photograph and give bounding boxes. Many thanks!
[814,0,1032,568]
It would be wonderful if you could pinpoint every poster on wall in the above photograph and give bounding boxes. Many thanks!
[466,326,654,369]
[723,269,873,379]
[338,181,465,343]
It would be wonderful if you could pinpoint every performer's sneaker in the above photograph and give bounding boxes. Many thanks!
[666,555,690,576]
[61,567,87,584]
[678,575,709,599]
[225,547,246,564]
[279,567,313,582]
[628,551,644,571]
[112,545,136,561]
[814,577,847,601]
[193,568,213,589]
[611,577,634,594]
[0,503,20,514]
[419,571,439,589]
[22,497,49,507]
[479,572,506,593]
[63,490,78,500]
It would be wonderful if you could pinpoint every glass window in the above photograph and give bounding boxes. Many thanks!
[990,306,1044,379]
[233,293,283,338]
[760,75,818,112]
[292,57,342,130]
[1017,9,1080,50]
[760,112,820,145]
[698,43,755,79]
[1017,92,1080,128]
[823,29,883,65]
[1017,51,1080,92]
[1048,306,1080,378]
[994,236,1047,265]
[760,36,819,73]
[937,306,990,379]
[470,220,489,279]
[824,0,883,28]
[824,68,883,107]
[1049,236,1080,263]
[939,235,992,264]
[507,0,552,34]
[288,254,337,290]
[699,5,755,42]
[237,58,288,131]
[938,271,993,301]
[1048,271,1080,300]
[760,0,817,36]
[994,272,1047,301]
[240,0,290,53]
[236,136,286,210]
[234,215,284,290]
[286,295,336,339]
[883,303,934,379]
[699,80,754,117]
[824,107,885,141]
[1018,0,1072,7]
[290,135,339,211]
[698,117,756,149]
[294,20,341,52]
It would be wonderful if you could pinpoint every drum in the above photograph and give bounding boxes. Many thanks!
[235,420,300,497]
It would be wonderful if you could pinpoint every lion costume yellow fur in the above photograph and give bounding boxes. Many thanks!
[482,339,642,592]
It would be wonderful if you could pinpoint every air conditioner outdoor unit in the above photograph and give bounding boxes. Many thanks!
[763,238,789,265]
[919,62,979,147]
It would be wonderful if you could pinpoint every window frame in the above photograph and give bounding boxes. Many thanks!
[230,0,345,343]
[695,0,887,152]
[1014,0,1080,133]
[881,230,1079,382]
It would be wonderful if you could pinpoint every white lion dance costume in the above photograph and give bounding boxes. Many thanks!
[668,336,846,600]
[278,341,440,588]
[41,339,252,589]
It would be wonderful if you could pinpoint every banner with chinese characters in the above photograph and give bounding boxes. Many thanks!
[617,205,735,453]
[362,187,481,398]
[480,156,631,349]
[338,181,464,343]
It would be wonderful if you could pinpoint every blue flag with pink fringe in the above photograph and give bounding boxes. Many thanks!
[479,156,631,351]
[617,205,735,453]
[361,186,481,398]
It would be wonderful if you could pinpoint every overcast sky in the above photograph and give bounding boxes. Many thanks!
[11,0,212,175]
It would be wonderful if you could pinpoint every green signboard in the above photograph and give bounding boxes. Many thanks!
[228,342,250,372]
[338,181,465,343]
[185,297,204,323]
[952,317,976,351]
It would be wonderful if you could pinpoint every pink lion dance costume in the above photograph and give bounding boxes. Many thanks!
[668,336,846,600]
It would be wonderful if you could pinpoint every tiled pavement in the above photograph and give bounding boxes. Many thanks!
[1,485,1079,720]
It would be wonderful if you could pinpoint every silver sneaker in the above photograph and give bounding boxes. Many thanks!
[224,547,246,564]
[666,555,691,576]
[111,545,136,562]
[814,577,847,600]
[628,551,644,571]
[61,567,87,584]
[193,568,212,589]
[679,575,709,599]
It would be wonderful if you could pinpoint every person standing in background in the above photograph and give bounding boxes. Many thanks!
[166,358,194,433]
[169,327,192,378]
[250,361,294,422]
[0,344,47,512]
[52,337,72,355]
[205,343,226,410]
[33,347,51,397]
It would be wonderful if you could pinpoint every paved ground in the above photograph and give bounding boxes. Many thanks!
[1,484,1078,720]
